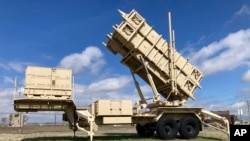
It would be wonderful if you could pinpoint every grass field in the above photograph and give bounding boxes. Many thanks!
[0,125,229,141]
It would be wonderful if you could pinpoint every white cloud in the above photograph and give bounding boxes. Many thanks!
[85,76,131,93]
[226,4,250,25]
[236,87,250,101]
[73,83,86,95]
[241,70,250,82]
[0,87,15,113]
[235,4,250,16]
[139,85,152,96]
[58,46,106,74]
[42,54,53,60]
[72,76,135,107]
[0,62,31,72]
[3,76,15,84]
[0,87,12,98]
[231,101,246,109]
[188,29,250,75]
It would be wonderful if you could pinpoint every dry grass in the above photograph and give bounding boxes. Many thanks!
[0,125,229,141]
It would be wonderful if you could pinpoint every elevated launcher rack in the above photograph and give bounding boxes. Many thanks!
[104,9,202,107]
[14,9,230,141]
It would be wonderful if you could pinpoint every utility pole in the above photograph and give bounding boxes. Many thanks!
[247,100,250,123]
[238,109,243,124]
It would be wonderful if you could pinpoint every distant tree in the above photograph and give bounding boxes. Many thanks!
[23,114,29,124]
[1,117,8,125]
[230,114,239,124]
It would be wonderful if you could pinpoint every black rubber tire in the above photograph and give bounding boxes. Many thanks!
[136,124,155,137]
[156,117,178,139]
[178,116,200,139]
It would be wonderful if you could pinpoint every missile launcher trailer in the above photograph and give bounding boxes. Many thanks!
[13,9,230,141]
[102,9,229,139]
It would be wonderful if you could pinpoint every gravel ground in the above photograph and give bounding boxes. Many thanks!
[0,125,229,141]
[0,125,73,141]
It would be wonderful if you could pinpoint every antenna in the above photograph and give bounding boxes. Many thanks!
[168,11,177,96]
[247,100,250,122]
[168,11,173,49]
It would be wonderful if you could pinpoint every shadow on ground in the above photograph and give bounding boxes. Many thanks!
[21,133,223,141]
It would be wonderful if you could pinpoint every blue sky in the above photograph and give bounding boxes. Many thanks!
[1,0,250,122]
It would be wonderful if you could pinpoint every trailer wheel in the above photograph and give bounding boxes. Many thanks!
[179,116,200,139]
[156,117,178,139]
[136,124,155,137]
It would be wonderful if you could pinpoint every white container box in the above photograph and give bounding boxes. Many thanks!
[24,66,72,99]
[94,100,133,116]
